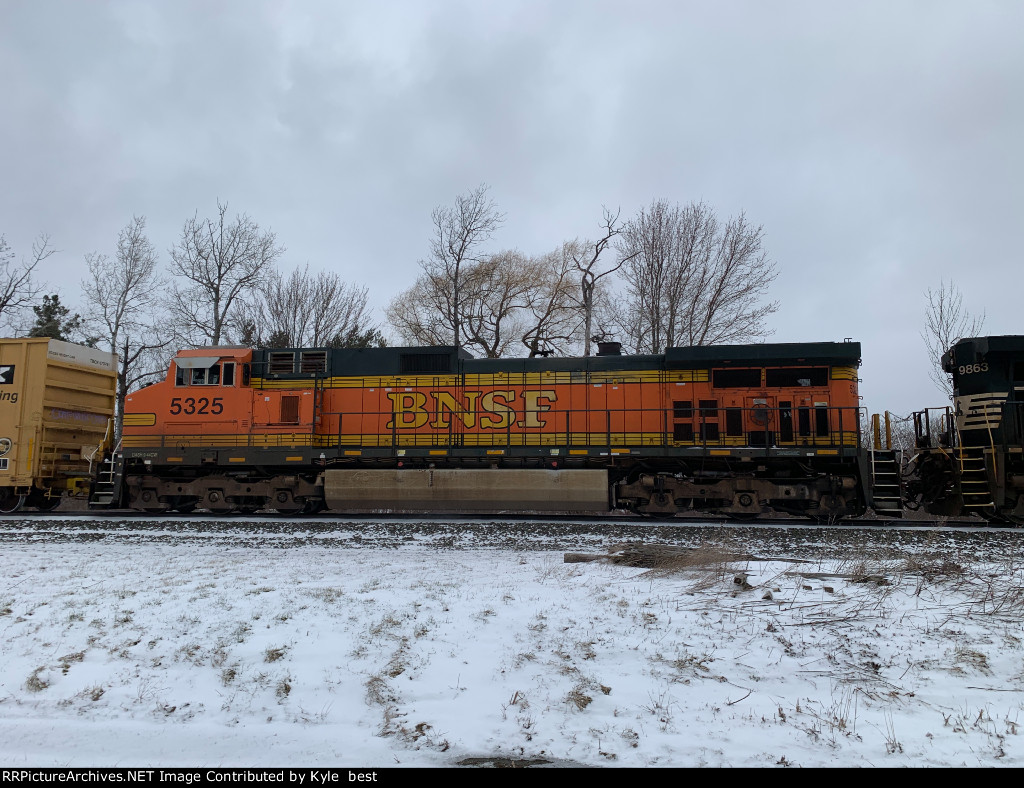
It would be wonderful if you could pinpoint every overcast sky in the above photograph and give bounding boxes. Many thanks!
[1,0,1021,416]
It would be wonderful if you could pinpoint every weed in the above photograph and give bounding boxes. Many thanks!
[671,650,714,675]
[883,710,903,754]
[134,677,165,704]
[25,668,50,693]
[264,646,288,663]
[641,688,677,730]
[566,684,593,711]
[246,586,276,595]
[370,613,403,636]
[365,674,393,706]
[58,651,85,674]
[309,587,345,604]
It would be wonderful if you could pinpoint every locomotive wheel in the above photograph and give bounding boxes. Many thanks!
[171,499,198,514]
[272,490,303,515]
[808,494,849,523]
[978,510,1024,527]
[298,498,325,515]
[135,488,170,513]
[202,490,236,515]
[235,495,266,515]
[0,490,26,514]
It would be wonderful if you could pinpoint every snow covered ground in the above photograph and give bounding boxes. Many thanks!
[2,520,1024,768]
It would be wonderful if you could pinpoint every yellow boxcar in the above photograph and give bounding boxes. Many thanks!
[0,338,117,512]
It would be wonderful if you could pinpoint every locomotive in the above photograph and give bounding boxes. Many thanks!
[904,335,1024,524]
[92,338,899,520]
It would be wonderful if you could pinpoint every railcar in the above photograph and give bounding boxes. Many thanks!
[95,339,899,521]
[905,335,1024,525]
[0,338,118,512]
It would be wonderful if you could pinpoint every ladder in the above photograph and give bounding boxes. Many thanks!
[870,449,903,517]
[956,446,995,515]
[88,452,124,508]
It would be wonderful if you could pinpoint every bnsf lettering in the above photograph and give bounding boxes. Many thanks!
[386,390,557,430]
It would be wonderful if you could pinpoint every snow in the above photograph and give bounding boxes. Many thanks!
[1,520,1023,768]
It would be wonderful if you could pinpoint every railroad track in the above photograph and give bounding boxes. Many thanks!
[0,512,1020,564]
[0,509,991,528]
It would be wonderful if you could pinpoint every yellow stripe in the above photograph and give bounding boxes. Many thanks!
[344,450,361,456]
[709,450,731,456]
[285,456,303,461]
[166,457,183,462]
[121,430,862,450]
[251,368,712,390]
[830,366,859,381]
[228,457,246,462]
[123,413,156,426]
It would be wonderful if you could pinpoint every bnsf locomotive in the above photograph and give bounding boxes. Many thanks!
[90,339,896,521]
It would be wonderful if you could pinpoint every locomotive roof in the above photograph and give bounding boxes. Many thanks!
[665,341,861,368]
[943,335,1024,370]
[250,341,861,378]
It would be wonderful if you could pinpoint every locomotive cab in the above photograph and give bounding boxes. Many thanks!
[116,346,324,514]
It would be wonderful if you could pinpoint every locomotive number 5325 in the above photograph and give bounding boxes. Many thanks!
[169,396,224,415]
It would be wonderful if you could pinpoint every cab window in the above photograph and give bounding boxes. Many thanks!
[176,364,223,386]
[188,366,221,385]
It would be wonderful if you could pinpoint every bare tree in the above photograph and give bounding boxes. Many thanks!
[922,279,985,399]
[570,208,639,356]
[168,201,284,346]
[460,250,535,358]
[234,264,380,348]
[615,200,778,352]
[519,243,582,357]
[420,184,505,349]
[0,233,51,331]
[82,216,172,439]
[388,250,533,358]
[386,272,453,347]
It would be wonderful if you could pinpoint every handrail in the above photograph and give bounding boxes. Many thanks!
[122,404,867,453]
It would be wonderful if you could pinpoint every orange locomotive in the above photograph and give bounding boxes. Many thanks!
[103,340,894,519]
